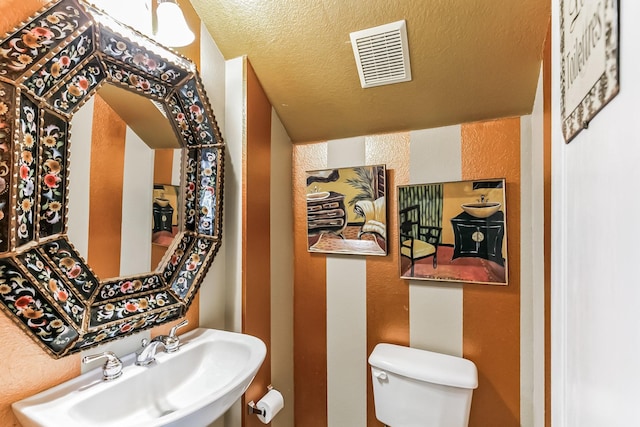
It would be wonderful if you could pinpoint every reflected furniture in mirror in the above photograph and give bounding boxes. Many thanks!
[152,184,180,246]
[0,0,224,357]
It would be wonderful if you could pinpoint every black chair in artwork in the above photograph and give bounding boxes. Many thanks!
[399,205,442,275]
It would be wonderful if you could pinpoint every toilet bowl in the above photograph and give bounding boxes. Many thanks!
[369,343,478,427]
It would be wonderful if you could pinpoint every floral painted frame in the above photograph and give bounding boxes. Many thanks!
[0,0,224,357]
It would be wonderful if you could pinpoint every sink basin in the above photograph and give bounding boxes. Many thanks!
[461,202,502,218]
[306,191,330,201]
[12,328,266,427]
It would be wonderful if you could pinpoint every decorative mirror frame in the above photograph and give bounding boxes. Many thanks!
[0,0,224,357]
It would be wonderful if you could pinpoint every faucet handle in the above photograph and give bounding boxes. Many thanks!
[165,319,188,353]
[82,351,123,381]
[169,319,188,338]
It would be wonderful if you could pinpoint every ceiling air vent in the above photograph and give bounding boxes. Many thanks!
[350,20,412,89]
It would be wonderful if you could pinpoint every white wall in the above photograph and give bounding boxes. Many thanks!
[521,67,545,427]
[326,136,367,427]
[551,1,640,425]
[198,22,228,331]
[408,125,463,356]
[223,55,245,337]
[195,21,245,425]
[219,55,245,427]
[120,127,153,276]
[270,109,294,427]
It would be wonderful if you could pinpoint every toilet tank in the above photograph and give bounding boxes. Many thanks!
[368,343,478,427]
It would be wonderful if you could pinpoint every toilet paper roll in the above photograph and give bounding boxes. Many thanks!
[256,389,284,424]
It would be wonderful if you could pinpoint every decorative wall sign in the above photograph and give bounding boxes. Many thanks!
[398,179,508,285]
[306,165,387,256]
[561,0,619,142]
[0,0,225,357]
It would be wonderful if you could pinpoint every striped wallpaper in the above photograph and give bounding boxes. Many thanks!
[293,119,530,427]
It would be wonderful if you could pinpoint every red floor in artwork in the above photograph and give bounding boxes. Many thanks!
[307,226,506,284]
[400,245,506,285]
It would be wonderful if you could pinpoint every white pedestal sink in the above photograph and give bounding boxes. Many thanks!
[12,328,266,427]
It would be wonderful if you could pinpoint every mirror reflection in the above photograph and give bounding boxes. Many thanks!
[152,184,180,245]
[68,84,182,278]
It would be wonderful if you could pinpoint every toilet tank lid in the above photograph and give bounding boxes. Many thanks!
[368,343,478,389]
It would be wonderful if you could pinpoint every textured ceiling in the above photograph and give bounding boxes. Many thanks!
[190,0,550,143]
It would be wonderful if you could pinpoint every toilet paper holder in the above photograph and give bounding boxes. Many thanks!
[247,385,274,416]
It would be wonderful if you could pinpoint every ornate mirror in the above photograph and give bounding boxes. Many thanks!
[0,0,224,357]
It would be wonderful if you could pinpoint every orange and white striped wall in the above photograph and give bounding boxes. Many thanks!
[291,69,547,426]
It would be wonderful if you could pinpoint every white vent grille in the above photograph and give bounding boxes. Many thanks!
[350,20,411,89]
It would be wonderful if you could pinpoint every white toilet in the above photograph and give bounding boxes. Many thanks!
[369,343,478,427]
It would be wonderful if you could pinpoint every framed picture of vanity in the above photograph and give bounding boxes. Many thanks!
[305,164,387,256]
[397,178,508,285]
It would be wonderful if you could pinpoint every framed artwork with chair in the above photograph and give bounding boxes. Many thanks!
[397,178,508,285]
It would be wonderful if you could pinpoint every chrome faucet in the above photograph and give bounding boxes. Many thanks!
[135,339,165,366]
[82,351,123,381]
[135,319,188,366]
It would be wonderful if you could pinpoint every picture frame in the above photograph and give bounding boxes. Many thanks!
[306,164,387,256]
[397,178,508,285]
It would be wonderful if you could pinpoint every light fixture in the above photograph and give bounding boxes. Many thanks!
[154,0,195,47]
